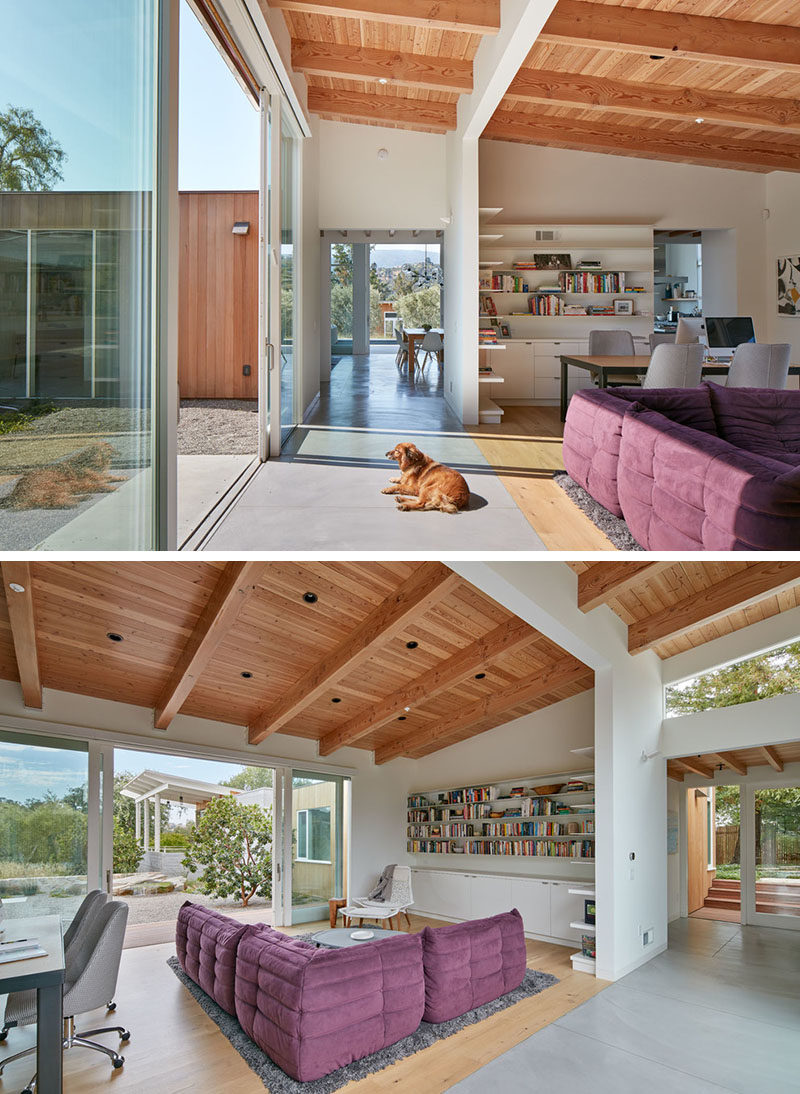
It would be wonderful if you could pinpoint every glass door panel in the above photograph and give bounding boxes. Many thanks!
[0,731,90,927]
[749,785,800,928]
[331,243,354,354]
[279,110,298,444]
[290,772,345,924]
[258,92,272,462]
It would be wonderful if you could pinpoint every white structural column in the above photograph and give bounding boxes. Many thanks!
[444,1,559,424]
[135,799,141,845]
[143,798,149,853]
[154,792,161,853]
[451,561,667,982]
[352,243,370,355]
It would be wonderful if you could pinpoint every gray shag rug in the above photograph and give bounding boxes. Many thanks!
[553,471,643,551]
[167,954,558,1093]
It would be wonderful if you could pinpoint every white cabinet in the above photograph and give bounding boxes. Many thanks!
[534,340,585,400]
[494,341,534,399]
[427,870,471,919]
[511,878,551,936]
[471,874,512,919]
[549,881,586,943]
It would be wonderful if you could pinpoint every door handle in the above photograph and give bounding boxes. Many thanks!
[266,342,275,371]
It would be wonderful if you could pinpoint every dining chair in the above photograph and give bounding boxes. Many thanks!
[649,331,675,354]
[394,326,408,368]
[642,343,705,388]
[588,329,635,356]
[726,343,791,389]
[416,331,443,372]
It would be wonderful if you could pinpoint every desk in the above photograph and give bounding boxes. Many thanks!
[0,915,65,1093]
[559,354,800,421]
[405,328,444,367]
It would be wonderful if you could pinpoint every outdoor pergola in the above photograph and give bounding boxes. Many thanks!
[120,769,240,852]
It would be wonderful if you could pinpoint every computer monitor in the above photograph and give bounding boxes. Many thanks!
[675,317,706,345]
[705,316,756,359]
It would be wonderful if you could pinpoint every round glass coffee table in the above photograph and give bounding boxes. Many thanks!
[311,927,398,948]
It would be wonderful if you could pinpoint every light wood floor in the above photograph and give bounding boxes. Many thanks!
[467,405,616,551]
[0,914,608,1094]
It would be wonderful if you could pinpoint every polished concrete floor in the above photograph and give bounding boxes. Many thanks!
[452,918,800,1094]
[203,349,545,551]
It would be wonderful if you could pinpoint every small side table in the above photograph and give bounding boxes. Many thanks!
[328,898,347,928]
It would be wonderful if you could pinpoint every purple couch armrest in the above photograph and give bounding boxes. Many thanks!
[235,926,424,1083]
[618,404,800,550]
[705,381,800,463]
[175,901,252,1016]
[421,909,526,1024]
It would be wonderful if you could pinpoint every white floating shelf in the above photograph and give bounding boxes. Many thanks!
[570,921,596,933]
[570,952,596,974]
[568,888,596,898]
[479,373,504,383]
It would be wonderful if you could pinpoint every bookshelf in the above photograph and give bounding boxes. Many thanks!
[406,770,595,861]
[568,886,597,973]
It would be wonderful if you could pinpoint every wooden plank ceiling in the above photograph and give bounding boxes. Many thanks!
[667,741,799,781]
[484,0,800,172]
[570,560,800,658]
[0,561,593,765]
[261,0,501,132]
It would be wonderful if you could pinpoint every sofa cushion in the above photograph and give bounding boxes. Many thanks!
[235,926,424,1083]
[618,404,800,550]
[562,386,717,518]
[706,382,800,465]
[175,902,251,1016]
[421,909,527,1024]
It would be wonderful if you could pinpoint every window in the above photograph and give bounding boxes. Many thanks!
[296,806,331,862]
[665,638,800,718]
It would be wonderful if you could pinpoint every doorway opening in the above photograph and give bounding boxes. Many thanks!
[688,784,742,923]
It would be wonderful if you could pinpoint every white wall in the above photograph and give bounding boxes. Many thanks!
[317,120,448,230]
[666,778,681,923]
[404,690,595,879]
[766,171,800,367]
[300,117,321,417]
[443,133,479,423]
[479,140,768,340]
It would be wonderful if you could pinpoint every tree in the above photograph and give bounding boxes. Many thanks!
[0,105,65,191]
[331,243,353,286]
[113,817,143,874]
[220,766,273,791]
[666,641,800,718]
[330,282,354,338]
[394,285,441,328]
[182,796,272,907]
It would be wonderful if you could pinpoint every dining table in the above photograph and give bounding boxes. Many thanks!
[0,914,65,1093]
[559,353,800,420]
[404,327,444,368]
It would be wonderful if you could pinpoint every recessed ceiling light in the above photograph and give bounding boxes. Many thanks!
[695,117,704,124]
[303,591,318,603]
[331,697,342,703]
[649,54,665,60]
[8,583,25,594]
[397,715,406,721]
[241,671,253,679]
[406,641,418,649]
[107,632,123,642]
[475,672,486,680]
[378,77,388,85]
[404,706,411,712]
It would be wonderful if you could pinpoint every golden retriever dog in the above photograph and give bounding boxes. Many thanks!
[3,442,125,511]
[383,442,470,513]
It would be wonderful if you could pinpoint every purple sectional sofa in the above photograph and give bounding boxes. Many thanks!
[175,902,530,1083]
[563,382,800,550]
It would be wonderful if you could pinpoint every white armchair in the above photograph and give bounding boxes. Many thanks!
[340,865,414,930]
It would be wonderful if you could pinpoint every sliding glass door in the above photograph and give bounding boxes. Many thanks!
[744,783,800,929]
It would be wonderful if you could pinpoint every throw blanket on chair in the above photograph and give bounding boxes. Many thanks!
[366,864,396,903]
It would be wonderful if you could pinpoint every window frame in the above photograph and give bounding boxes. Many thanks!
[295,805,332,864]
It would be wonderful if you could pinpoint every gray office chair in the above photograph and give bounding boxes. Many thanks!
[642,343,705,388]
[726,343,791,389]
[649,331,675,354]
[0,901,130,1092]
[588,329,635,356]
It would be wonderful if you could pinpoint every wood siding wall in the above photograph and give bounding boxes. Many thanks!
[687,787,715,913]
[178,191,258,399]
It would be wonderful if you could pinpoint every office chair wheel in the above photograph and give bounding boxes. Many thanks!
[112,1056,124,1069]
[106,1001,116,1011]
[21,1088,33,1094]
[121,1030,131,1041]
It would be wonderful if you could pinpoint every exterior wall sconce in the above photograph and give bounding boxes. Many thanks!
[232,222,250,235]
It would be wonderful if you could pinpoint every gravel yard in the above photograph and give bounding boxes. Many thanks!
[118,888,271,925]
[178,399,258,455]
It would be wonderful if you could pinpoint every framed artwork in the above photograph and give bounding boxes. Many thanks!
[500,323,511,338]
[777,256,800,316]
[534,253,572,269]
[614,298,634,315]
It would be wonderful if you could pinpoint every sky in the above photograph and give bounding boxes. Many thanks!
[1,0,259,192]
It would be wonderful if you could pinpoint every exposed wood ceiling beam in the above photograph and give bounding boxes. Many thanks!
[248,563,461,745]
[318,616,538,756]
[307,87,458,131]
[540,0,800,73]
[483,112,800,173]
[291,39,473,94]
[627,563,800,655]
[712,751,748,777]
[153,561,265,730]
[1,562,42,709]
[667,766,685,782]
[761,745,784,772]
[505,68,800,135]
[577,562,672,613]
[675,757,715,780]
[268,0,500,35]
[374,658,592,764]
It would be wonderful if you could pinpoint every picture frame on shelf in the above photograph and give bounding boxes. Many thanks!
[534,253,572,270]
[614,299,634,315]
[500,323,511,338]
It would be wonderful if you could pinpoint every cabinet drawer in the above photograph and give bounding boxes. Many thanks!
[535,377,561,400]
[534,340,581,357]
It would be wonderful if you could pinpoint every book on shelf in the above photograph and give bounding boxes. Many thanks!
[588,305,615,316]
[576,259,602,269]
[483,273,528,292]
[479,329,499,345]
[479,296,498,316]
[563,304,588,316]
[559,271,626,293]
[529,293,563,316]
